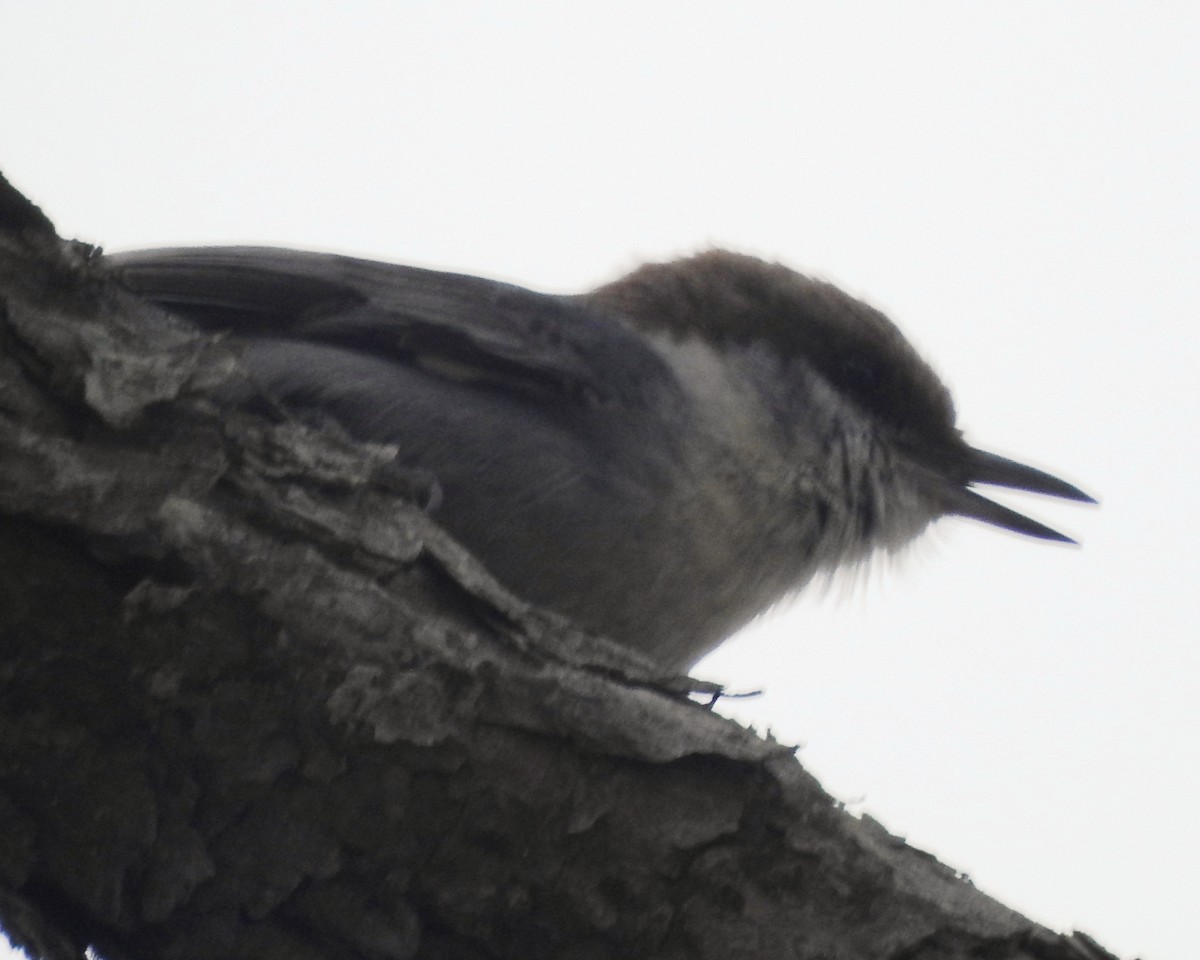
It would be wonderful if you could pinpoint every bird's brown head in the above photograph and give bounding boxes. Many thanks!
[588,250,1094,543]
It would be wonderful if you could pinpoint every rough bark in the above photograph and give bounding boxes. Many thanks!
[0,173,1121,960]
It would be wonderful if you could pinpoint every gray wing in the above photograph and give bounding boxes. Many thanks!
[106,246,688,522]
[107,246,673,413]
[107,247,691,637]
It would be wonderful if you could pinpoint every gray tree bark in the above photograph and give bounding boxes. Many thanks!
[0,173,1121,960]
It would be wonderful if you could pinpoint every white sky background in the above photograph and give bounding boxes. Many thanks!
[3,4,1197,959]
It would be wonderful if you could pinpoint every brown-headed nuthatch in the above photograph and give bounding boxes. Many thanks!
[110,248,1094,669]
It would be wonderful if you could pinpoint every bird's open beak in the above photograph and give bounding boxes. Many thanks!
[945,448,1096,543]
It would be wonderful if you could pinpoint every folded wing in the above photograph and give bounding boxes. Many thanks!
[108,246,674,413]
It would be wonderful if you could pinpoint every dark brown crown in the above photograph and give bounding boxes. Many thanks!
[587,250,959,446]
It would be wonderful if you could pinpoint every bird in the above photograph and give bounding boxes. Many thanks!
[108,247,1094,671]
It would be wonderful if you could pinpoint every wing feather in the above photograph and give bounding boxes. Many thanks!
[107,247,671,409]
